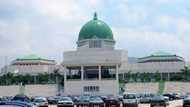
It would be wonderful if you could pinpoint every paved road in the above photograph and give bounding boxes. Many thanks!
[49,100,183,107]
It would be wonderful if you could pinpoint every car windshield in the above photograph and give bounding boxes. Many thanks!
[124,94,136,99]
[185,96,190,99]
[60,97,71,101]
[34,99,46,102]
[90,97,101,101]
[79,96,90,101]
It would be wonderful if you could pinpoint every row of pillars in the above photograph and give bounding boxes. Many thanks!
[64,65,119,81]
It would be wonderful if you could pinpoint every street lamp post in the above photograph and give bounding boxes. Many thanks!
[13,69,25,95]
[54,68,60,96]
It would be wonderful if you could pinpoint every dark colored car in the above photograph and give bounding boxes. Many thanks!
[0,101,34,107]
[163,93,176,101]
[76,96,90,107]
[12,94,30,102]
[100,96,108,102]
[70,96,80,103]
[183,95,190,107]
[89,96,104,107]
[150,95,169,107]
[105,96,120,107]
[47,96,60,104]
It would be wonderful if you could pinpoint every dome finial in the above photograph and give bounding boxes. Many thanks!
[93,12,98,20]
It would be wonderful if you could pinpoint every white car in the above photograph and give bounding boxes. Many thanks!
[33,97,48,107]
[123,93,139,107]
[57,97,74,107]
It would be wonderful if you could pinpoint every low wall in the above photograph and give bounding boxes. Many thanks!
[125,82,159,94]
[0,84,57,97]
[1,82,190,96]
[125,82,190,94]
[164,82,190,94]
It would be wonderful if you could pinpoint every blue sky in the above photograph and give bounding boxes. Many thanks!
[0,0,190,67]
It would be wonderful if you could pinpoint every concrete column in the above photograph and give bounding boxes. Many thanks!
[160,73,163,81]
[98,65,101,80]
[64,67,67,82]
[34,75,37,84]
[116,65,119,81]
[168,72,170,81]
[81,65,84,80]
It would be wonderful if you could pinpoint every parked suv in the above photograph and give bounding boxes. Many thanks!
[122,93,138,107]
[150,95,169,107]
[183,95,190,107]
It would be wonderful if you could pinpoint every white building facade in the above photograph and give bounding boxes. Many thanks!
[1,54,56,76]
[63,13,128,96]
[63,13,186,96]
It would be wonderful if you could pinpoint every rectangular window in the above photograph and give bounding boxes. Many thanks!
[101,66,116,79]
[84,66,99,80]
[83,86,99,92]
[89,40,101,48]
[66,66,81,80]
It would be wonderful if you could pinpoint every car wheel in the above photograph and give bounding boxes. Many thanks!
[123,104,126,107]
[150,104,154,107]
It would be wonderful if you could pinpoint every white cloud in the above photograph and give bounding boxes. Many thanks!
[113,27,190,60]
[29,0,103,21]
[116,2,148,22]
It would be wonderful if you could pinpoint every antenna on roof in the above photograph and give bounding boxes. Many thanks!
[93,12,98,20]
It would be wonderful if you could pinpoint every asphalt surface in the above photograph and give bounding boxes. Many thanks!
[48,100,183,107]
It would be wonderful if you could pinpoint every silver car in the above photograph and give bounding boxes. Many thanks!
[123,93,138,107]
[57,97,74,107]
[33,97,48,107]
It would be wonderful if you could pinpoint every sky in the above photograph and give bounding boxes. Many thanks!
[0,0,190,68]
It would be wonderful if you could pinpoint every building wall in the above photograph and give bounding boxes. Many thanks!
[1,64,55,75]
[64,80,119,96]
[63,49,128,66]
[120,61,185,73]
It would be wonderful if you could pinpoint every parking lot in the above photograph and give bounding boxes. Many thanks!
[48,100,183,107]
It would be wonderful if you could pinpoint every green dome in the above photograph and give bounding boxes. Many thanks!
[78,13,113,41]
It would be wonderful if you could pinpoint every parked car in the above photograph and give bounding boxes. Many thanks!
[12,94,30,102]
[163,93,176,101]
[118,95,123,101]
[183,95,190,107]
[150,95,169,107]
[33,97,48,107]
[172,93,181,99]
[89,96,104,107]
[47,96,60,104]
[0,101,34,107]
[140,93,155,103]
[57,97,74,107]
[105,96,120,107]
[0,96,4,101]
[100,96,108,102]
[123,93,138,107]
[69,96,80,103]
[76,95,90,107]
